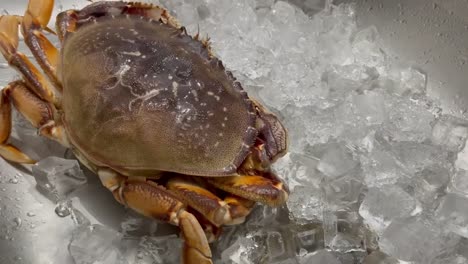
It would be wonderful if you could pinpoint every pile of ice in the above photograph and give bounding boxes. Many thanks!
[4,0,468,263]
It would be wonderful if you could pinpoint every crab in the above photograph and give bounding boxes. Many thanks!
[0,0,289,263]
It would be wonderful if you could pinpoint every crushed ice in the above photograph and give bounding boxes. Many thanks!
[1,0,468,263]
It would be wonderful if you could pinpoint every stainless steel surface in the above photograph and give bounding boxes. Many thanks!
[0,0,468,263]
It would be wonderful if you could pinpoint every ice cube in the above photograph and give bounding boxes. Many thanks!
[220,236,259,264]
[300,249,341,264]
[388,66,427,95]
[136,235,182,264]
[287,185,322,222]
[301,108,337,146]
[120,211,158,237]
[287,0,328,14]
[221,225,300,264]
[455,143,468,171]
[412,166,450,210]
[323,65,377,102]
[402,67,427,94]
[431,115,468,152]
[359,186,418,234]
[291,223,324,254]
[448,169,468,196]
[383,97,435,142]
[361,146,408,188]
[432,254,468,264]
[435,193,468,238]
[380,216,460,262]
[258,228,297,263]
[245,204,289,230]
[322,175,364,210]
[363,251,400,264]
[390,141,449,175]
[316,8,356,66]
[333,98,376,144]
[352,26,386,68]
[317,143,358,179]
[272,152,323,190]
[323,210,367,253]
[352,90,386,125]
[32,157,87,202]
[266,231,287,261]
[69,224,125,264]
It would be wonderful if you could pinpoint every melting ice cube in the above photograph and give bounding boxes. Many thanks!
[32,157,87,202]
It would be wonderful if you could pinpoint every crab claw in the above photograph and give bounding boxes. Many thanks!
[179,210,213,264]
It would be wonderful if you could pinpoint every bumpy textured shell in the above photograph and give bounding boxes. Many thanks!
[60,15,257,177]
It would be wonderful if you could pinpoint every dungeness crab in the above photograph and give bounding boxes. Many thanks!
[0,1,289,263]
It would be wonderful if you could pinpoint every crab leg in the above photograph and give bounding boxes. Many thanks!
[167,176,255,226]
[22,0,61,89]
[98,170,213,264]
[206,174,289,207]
[0,15,59,106]
[187,209,222,243]
[0,81,37,163]
[0,79,68,164]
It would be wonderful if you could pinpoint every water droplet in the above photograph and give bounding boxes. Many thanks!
[44,183,53,190]
[8,178,18,184]
[13,217,22,227]
[55,201,72,217]
[26,212,35,217]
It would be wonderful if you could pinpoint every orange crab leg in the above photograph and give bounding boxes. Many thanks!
[206,175,289,207]
[0,86,33,163]
[0,89,11,144]
[187,209,223,243]
[0,82,35,163]
[55,10,78,43]
[0,79,68,164]
[223,195,256,224]
[167,176,255,226]
[9,81,54,129]
[98,170,213,264]
[22,0,62,90]
[0,15,59,105]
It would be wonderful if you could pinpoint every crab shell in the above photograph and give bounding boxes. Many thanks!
[61,14,265,178]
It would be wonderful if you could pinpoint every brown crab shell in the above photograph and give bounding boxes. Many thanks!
[59,15,258,177]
